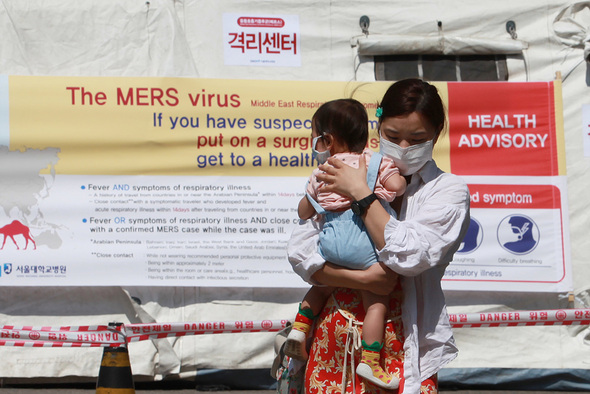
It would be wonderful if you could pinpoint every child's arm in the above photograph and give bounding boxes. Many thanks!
[298,195,316,220]
[383,172,407,197]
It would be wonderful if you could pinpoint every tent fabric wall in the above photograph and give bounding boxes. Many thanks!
[0,1,198,77]
[1,0,590,386]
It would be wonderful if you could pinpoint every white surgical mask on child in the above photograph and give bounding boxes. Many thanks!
[312,136,331,164]
[379,135,434,175]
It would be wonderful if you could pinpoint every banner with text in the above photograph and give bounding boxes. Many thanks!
[0,76,571,292]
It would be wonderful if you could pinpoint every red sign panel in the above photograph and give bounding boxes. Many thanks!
[448,82,559,176]
[468,184,562,210]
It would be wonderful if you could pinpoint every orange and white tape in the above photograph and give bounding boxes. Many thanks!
[1,311,589,347]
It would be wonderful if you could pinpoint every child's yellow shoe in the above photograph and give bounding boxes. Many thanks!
[284,321,309,361]
[356,344,399,389]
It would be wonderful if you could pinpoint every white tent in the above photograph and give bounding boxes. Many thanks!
[1,0,590,389]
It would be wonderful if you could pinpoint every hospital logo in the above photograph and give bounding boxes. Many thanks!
[4,263,12,275]
[456,217,483,254]
[497,215,539,255]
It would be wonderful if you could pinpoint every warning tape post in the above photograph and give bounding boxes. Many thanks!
[1,310,589,347]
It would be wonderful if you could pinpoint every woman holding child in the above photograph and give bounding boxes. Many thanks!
[287,78,471,393]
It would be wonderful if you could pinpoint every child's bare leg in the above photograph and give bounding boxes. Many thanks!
[356,290,399,390]
[361,290,388,346]
[301,285,335,316]
[285,285,334,361]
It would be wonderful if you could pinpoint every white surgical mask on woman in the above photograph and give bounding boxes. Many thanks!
[379,135,434,175]
[312,136,331,164]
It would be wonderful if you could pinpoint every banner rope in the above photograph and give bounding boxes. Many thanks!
[1,309,589,348]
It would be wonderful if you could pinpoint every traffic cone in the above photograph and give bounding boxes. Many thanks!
[96,324,135,394]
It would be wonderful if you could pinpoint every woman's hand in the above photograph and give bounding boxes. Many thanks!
[317,155,372,200]
[318,153,392,249]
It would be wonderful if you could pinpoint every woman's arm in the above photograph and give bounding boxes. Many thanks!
[288,216,398,293]
[311,262,398,296]
[378,173,470,276]
[317,155,391,249]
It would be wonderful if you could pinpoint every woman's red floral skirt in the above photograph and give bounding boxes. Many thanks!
[304,287,437,394]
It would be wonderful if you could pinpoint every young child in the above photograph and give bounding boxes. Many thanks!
[285,99,406,390]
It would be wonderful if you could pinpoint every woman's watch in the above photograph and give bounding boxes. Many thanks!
[351,193,377,216]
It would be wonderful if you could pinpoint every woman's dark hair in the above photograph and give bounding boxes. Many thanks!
[378,79,446,136]
[312,99,368,153]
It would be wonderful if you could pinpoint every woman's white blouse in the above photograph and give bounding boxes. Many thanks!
[287,159,471,394]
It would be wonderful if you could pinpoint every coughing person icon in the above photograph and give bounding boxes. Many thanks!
[457,217,482,254]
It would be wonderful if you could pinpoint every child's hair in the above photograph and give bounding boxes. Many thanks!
[312,99,368,153]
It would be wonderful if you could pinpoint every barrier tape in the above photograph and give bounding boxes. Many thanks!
[0,340,118,348]
[449,308,590,328]
[0,324,124,348]
[0,319,290,348]
[125,319,288,343]
[1,310,589,347]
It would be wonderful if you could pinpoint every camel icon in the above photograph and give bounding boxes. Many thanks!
[0,220,37,250]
